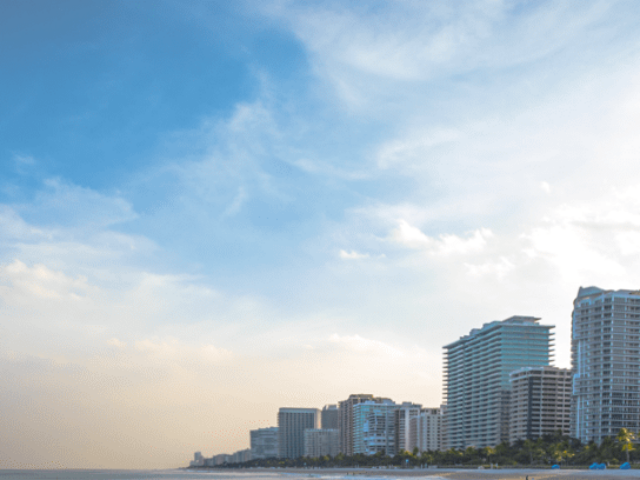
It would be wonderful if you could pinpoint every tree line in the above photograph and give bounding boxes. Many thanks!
[205,429,638,469]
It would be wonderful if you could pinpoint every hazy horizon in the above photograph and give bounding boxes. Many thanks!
[3,0,640,470]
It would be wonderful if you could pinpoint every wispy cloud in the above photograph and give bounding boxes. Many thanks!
[389,220,492,255]
[339,249,369,260]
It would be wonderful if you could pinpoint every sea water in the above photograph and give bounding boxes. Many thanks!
[0,471,446,480]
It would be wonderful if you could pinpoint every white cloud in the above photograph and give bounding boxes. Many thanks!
[389,219,492,255]
[27,178,137,227]
[107,338,127,349]
[377,128,461,169]
[133,337,233,365]
[339,249,369,260]
[465,257,515,279]
[0,260,95,302]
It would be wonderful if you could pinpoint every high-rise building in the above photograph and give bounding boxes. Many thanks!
[353,399,398,456]
[339,394,375,455]
[304,428,340,457]
[572,287,640,443]
[394,402,422,453]
[409,407,442,453]
[250,427,279,460]
[444,316,553,449]
[321,404,339,430]
[509,366,572,443]
[278,408,320,459]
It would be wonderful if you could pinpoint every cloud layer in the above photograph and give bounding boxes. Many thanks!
[3,0,640,469]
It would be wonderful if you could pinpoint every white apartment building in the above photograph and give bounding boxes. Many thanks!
[409,407,442,452]
[572,287,640,443]
[509,366,572,443]
[394,402,422,453]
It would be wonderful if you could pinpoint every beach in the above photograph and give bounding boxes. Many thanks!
[239,467,640,480]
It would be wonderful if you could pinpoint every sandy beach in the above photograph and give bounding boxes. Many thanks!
[240,467,640,480]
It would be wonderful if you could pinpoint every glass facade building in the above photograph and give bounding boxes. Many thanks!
[443,316,553,449]
[352,400,398,456]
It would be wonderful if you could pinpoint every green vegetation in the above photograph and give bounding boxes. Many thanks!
[208,430,640,469]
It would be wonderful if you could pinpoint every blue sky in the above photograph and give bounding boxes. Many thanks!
[3,0,640,469]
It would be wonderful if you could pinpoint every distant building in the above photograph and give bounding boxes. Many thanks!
[278,408,320,459]
[509,366,572,443]
[190,451,204,467]
[409,407,442,453]
[304,428,340,457]
[339,394,392,455]
[230,449,252,463]
[439,404,448,451]
[250,427,279,460]
[572,287,640,443]
[394,402,422,453]
[210,454,229,465]
[321,404,339,430]
[339,394,374,455]
[444,316,553,449]
[353,399,398,456]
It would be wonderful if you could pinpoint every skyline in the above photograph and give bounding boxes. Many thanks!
[3,0,640,470]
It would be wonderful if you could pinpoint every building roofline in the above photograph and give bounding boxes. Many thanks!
[444,315,549,349]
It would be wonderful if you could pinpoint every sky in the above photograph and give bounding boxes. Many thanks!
[2,0,640,470]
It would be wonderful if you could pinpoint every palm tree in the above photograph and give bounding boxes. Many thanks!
[617,428,636,464]
[482,446,496,466]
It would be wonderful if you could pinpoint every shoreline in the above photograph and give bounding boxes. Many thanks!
[198,466,640,479]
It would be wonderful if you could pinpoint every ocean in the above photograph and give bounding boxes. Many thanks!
[0,471,287,480]
[0,471,429,480]
[2,468,637,480]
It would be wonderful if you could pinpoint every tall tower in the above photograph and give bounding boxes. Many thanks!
[572,287,640,443]
[443,316,553,449]
[277,408,319,459]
